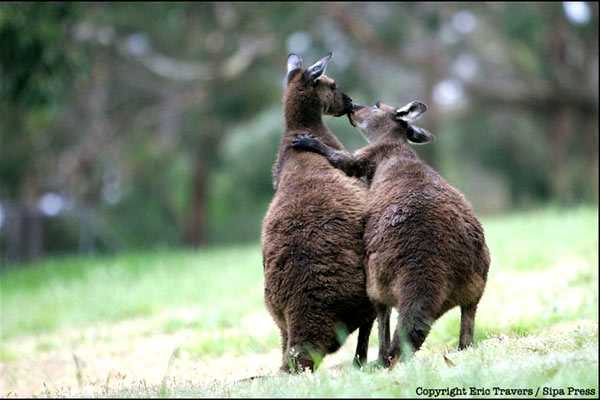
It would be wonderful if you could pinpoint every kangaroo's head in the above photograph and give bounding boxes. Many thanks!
[349,101,435,144]
[284,52,354,119]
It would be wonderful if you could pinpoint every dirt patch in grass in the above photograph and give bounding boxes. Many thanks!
[2,314,597,397]
[0,309,359,397]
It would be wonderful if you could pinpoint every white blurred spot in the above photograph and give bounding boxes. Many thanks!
[452,11,477,34]
[452,53,479,82]
[286,31,312,55]
[563,2,591,25]
[38,192,65,216]
[126,33,150,55]
[433,78,464,106]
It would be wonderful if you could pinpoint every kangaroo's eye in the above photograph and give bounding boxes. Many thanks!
[374,103,379,108]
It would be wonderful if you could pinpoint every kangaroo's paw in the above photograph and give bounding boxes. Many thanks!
[292,134,319,150]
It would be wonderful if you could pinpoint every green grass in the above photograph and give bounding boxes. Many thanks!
[1,205,598,397]
[1,245,266,341]
[483,206,598,272]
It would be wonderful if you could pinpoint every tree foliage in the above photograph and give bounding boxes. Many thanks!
[1,2,597,261]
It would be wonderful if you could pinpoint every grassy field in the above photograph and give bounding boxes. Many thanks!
[0,206,598,397]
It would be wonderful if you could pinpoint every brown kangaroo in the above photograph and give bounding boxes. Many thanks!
[292,101,490,367]
[262,53,376,373]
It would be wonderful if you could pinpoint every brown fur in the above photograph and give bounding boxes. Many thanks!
[292,101,490,366]
[261,54,376,372]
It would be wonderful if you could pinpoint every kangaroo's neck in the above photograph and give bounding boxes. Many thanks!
[284,100,326,133]
[283,98,342,150]
[272,94,344,190]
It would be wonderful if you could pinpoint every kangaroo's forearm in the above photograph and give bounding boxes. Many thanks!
[305,140,366,178]
[292,134,373,179]
[325,150,367,178]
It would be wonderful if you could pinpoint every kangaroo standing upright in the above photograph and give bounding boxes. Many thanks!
[293,101,490,366]
[262,53,376,372]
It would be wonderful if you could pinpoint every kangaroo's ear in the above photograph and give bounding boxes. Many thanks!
[287,53,303,82]
[395,101,427,122]
[407,125,435,145]
[304,52,332,84]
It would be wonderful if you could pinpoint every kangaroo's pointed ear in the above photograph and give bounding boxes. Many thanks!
[304,52,332,84]
[407,125,435,145]
[395,101,427,122]
[287,53,303,82]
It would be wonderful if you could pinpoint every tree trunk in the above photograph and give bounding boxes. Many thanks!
[5,208,24,262]
[185,155,208,247]
[547,106,571,202]
[26,211,44,260]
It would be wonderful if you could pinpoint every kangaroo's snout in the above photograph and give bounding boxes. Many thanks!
[343,94,354,113]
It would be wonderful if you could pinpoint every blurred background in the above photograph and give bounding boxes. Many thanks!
[1,2,598,263]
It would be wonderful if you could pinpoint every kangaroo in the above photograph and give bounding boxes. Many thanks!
[292,101,490,367]
[262,53,376,373]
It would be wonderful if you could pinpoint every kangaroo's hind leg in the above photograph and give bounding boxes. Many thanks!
[279,328,290,372]
[353,318,374,368]
[459,297,480,350]
[374,303,391,365]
